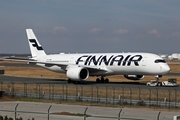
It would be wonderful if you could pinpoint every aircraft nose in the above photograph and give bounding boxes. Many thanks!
[161,64,170,74]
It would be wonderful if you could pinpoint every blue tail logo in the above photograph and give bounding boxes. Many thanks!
[29,39,43,50]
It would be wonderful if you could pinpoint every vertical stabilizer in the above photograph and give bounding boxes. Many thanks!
[26,29,46,58]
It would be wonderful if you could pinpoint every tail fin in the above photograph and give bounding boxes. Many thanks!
[26,29,46,58]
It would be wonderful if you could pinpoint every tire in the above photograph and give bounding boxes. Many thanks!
[68,79,71,83]
[105,78,109,83]
[101,79,104,83]
[96,78,100,83]
[158,82,162,86]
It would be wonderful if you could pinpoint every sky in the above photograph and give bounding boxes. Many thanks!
[0,0,180,55]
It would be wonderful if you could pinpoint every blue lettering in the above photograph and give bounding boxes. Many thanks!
[127,55,142,66]
[88,55,102,65]
[76,55,88,64]
[110,55,124,66]
[122,55,131,66]
[84,55,92,65]
[76,55,143,66]
[99,55,114,65]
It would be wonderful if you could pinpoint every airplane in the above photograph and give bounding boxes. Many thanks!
[3,29,170,83]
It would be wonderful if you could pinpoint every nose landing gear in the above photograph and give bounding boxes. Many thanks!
[155,75,162,86]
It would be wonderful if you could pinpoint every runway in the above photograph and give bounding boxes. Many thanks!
[1,74,180,90]
[0,62,180,90]
[0,61,179,119]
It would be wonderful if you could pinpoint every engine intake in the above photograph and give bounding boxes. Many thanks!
[124,75,144,80]
[66,67,89,81]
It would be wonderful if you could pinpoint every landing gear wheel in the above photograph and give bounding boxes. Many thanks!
[155,75,162,86]
[105,78,109,83]
[96,77,110,83]
[101,77,105,83]
[72,81,81,84]
[158,82,162,86]
[72,81,76,84]
[68,79,71,83]
[96,78,100,83]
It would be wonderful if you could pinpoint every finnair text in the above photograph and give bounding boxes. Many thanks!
[76,55,143,66]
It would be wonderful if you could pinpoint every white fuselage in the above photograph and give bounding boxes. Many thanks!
[35,52,170,76]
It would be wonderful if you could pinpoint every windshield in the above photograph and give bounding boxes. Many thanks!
[154,59,166,63]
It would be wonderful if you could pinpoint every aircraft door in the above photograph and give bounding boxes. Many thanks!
[70,57,74,64]
[142,57,147,66]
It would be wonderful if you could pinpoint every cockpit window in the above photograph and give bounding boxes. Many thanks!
[155,59,166,63]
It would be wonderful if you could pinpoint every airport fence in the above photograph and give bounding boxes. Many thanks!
[0,81,180,110]
[0,102,166,120]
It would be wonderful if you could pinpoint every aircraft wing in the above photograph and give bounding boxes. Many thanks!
[0,57,108,72]
[30,61,108,72]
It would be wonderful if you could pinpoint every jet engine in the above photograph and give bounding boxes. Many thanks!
[124,75,144,80]
[66,67,89,81]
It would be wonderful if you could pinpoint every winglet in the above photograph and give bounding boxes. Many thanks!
[26,29,46,58]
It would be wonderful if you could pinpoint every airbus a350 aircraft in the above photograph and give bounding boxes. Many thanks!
[5,29,170,83]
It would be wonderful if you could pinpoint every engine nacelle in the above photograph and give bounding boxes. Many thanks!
[66,67,89,81]
[124,75,144,80]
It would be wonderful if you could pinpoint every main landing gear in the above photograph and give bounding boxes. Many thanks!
[96,76,109,83]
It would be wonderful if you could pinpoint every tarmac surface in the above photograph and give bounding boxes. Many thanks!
[0,62,180,89]
[0,101,179,120]
[0,62,180,120]
[0,75,180,90]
